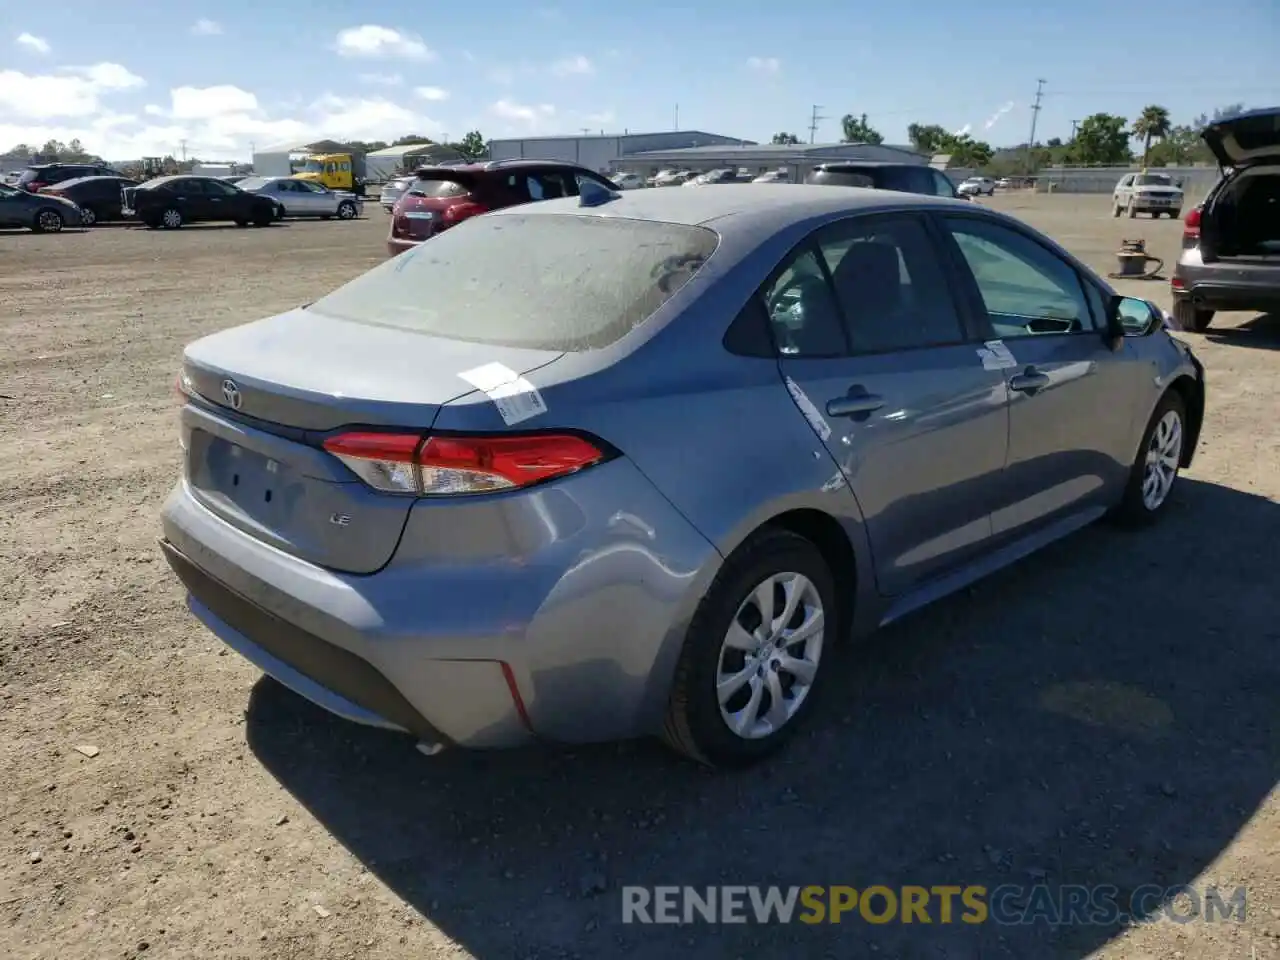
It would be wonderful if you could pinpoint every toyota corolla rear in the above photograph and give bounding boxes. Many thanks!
[160,207,722,752]
[387,169,495,256]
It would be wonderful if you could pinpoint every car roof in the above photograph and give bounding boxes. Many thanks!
[56,175,133,188]
[412,158,596,179]
[812,161,921,170]
[490,182,972,230]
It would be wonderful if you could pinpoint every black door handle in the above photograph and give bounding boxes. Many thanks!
[1009,367,1051,394]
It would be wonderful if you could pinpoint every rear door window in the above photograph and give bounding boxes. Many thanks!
[309,213,719,351]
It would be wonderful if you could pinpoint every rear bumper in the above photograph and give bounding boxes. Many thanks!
[386,236,420,256]
[160,459,721,748]
[1173,256,1280,312]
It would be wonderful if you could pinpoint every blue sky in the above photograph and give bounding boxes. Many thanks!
[1,0,1276,161]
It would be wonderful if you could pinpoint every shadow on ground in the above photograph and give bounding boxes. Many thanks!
[1205,313,1280,351]
[246,477,1279,959]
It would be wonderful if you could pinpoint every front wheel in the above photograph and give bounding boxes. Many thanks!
[80,206,98,226]
[160,207,183,229]
[1112,202,1122,218]
[662,528,835,768]
[1110,391,1187,527]
[337,200,357,220]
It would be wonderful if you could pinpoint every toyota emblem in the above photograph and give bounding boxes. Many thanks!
[221,379,243,410]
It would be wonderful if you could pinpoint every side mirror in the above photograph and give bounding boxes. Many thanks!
[1107,295,1163,346]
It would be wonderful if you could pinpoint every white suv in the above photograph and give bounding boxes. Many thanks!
[957,176,995,196]
[1112,172,1184,219]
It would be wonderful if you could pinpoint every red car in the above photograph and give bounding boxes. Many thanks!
[387,159,620,256]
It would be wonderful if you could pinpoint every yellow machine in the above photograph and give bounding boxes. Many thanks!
[291,152,366,196]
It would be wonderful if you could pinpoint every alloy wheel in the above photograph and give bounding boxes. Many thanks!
[1142,409,1183,510]
[162,209,182,229]
[716,572,825,740]
[37,210,63,232]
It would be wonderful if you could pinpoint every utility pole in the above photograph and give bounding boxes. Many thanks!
[1069,119,1078,142]
[179,139,188,162]
[1025,79,1046,172]
[808,105,826,144]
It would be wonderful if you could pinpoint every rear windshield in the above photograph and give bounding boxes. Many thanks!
[236,177,269,191]
[807,168,878,188]
[308,213,720,351]
[408,178,471,198]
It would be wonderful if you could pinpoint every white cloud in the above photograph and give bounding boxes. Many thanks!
[550,55,593,77]
[359,72,403,86]
[0,63,144,120]
[953,123,972,137]
[191,19,223,36]
[415,86,449,102]
[143,104,166,116]
[490,98,555,126]
[170,85,259,119]
[585,109,615,126]
[334,25,434,61]
[746,56,781,76]
[984,101,1016,130]
[16,32,51,54]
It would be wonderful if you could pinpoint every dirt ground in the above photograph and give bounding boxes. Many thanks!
[1,197,1277,960]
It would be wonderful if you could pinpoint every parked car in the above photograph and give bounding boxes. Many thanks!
[387,159,619,257]
[685,168,743,186]
[39,175,138,225]
[805,162,962,198]
[16,161,123,193]
[752,169,792,184]
[380,176,414,213]
[0,182,84,232]
[221,175,249,185]
[957,176,996,197]
[609,172,645,190]
[1171,107,1280,332]
[1112,171,1184,219]
[161,183,1205,768]
[122,175,280,229]
[236,176,362,220]
[650,168,694,187]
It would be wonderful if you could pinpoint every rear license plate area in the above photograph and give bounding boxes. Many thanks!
[190,432,299,525]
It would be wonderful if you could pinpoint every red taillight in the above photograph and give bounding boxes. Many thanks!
[442,201,488,225]
[26,181,46,192]
[1183,206,1201,240]
[322,431,607,496]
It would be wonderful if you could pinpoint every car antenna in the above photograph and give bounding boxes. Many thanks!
[579,178,621,207]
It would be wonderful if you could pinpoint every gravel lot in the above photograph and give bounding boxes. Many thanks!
[2,198,1277,960]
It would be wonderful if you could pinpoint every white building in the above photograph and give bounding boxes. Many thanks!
[365,143,466,182]
[487,130,753,174]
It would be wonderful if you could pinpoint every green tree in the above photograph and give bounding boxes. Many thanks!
[840,113,883,145]
[393,134,435,146]
[771,132,801,145]
[456,130,488,160]
[907,123,949,154]
[1070,113,1131,165]
[1132,104,1172,165]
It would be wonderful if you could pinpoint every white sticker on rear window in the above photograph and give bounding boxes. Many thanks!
[458,362,548,426]
[784,376,832,442]
[977,339,1018,370]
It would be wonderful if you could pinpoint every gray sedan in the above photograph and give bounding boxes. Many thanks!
[236,176,362,220]
[0,183,84,232]
[160,185,1204,768]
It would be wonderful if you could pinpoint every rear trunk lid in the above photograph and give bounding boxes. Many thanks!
[180,307,562,573]
[1202,107,1280,169]
[391,168,488,241]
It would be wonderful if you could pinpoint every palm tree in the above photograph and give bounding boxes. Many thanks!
[1133,105,1172,166]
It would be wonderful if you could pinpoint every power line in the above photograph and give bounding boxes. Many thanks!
[808,104,826,144]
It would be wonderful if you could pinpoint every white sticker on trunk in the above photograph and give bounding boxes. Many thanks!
[977,339,1018,370]
[784,376,832,442]
[458,362,548,426]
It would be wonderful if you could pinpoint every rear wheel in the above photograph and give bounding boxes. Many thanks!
[32,208,65,233]
[160,207,183,229]
[1172,299,1214,332]
[80,206,98,226]
[662,528,834,768]
[1110,391,1187,527]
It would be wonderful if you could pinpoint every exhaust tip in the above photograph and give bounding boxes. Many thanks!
[415,741,447,757]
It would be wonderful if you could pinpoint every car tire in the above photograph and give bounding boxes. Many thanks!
[662,527,835,768]
[1112,202,1122,218]
[1172,299,1214,332]
[234,219,249,228]
[80,206,98,226]
[337,201,357,219]
[1127,200,1138,218]
[32,208,65,233]
[1109,390,1188,527]
[160,207,183,229]
[252,211,273,227]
